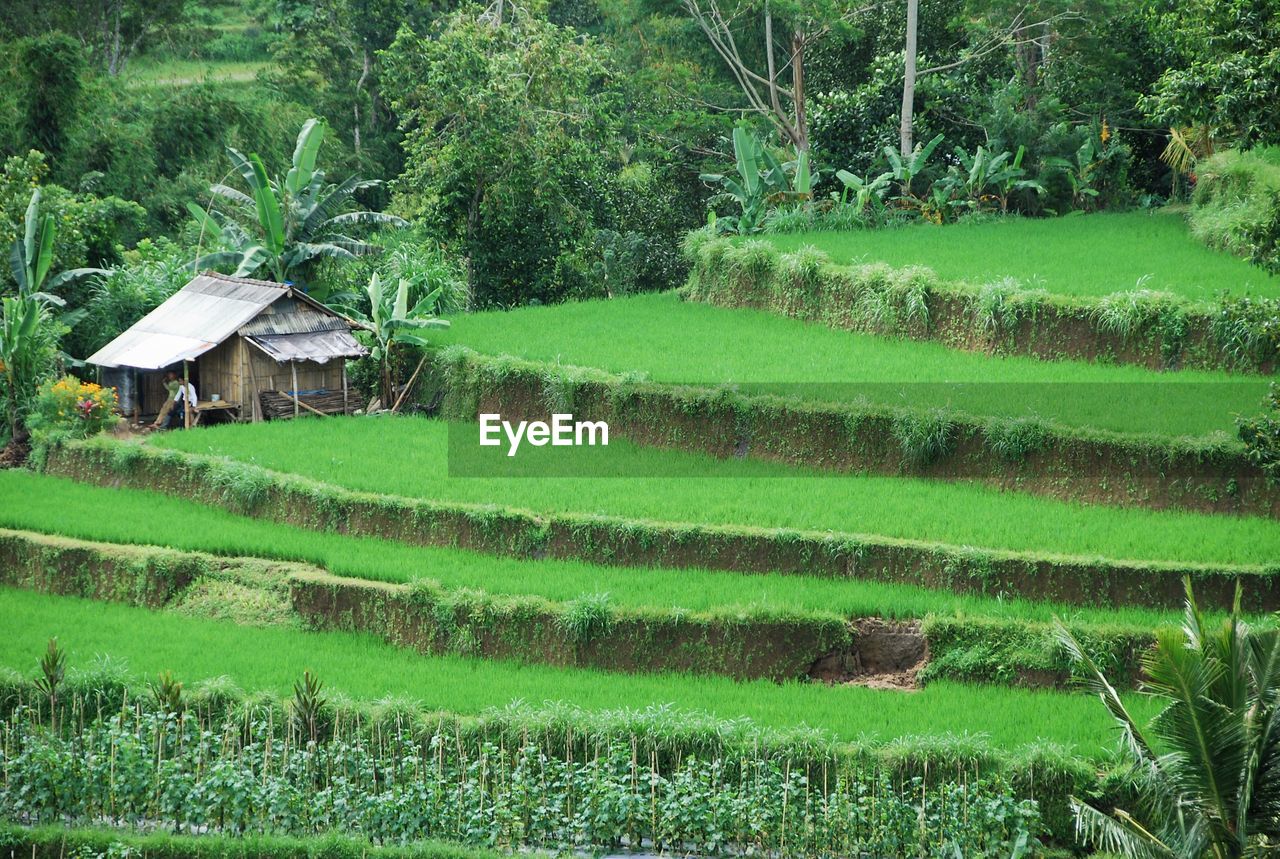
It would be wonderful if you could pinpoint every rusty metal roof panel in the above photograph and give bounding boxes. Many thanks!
[87,273,292,370]
[238,310,349,337]
[245,330,368,364]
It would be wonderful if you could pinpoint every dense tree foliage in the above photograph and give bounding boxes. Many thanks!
[0,0,1275,395]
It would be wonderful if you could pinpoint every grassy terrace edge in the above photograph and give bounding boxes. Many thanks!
[44,439,1280,612]
[683,230,1280,375]
[0,527,1157,687]
[432,346,1277,518]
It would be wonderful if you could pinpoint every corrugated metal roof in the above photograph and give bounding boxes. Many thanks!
[246,330,368,364]
[239,310,349,337]
[86,273,355,370]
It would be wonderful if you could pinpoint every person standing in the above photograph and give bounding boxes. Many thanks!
[164,372,198,430]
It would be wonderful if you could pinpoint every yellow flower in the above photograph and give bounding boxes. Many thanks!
[1100,121,1111,144]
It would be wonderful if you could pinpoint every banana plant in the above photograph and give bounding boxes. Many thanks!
[189,118,406,286]
[943,145,1045,213]
[8,189,106,304]
[1043,135,1116,210]
[882,132,945,202]
[700,126,814,234]
[344,272,451,405]
[0,294,54,437]
[833,169,893,215]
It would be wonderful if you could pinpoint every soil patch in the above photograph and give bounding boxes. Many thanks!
[809,618,929,691]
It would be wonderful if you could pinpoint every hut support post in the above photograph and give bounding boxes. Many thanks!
[290,360,299,418]
[183,361,192,429]
[342,364,349,415]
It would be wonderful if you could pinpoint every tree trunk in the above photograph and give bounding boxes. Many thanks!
[899,0,918,157]
[354,46,371,159]
[790,32,808,150]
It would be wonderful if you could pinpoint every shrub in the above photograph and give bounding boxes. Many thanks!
[1214,293,1280,369]
[30,376,118,441]
[1238,384,1280,483]
[1189,148,1280,273]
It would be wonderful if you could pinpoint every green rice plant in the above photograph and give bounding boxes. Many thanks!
[760,211,1275,301]
[893,408,956,467]
[0,470,1219,630]
[0,587,1163,751]
[140,421,1280,569]
[429,291,1268,439]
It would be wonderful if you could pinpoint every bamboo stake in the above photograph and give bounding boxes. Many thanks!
[280,391,327,417]
[290,361,299,418]
[391,353,429,413]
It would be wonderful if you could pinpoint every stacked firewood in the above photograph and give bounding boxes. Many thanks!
[258,390,350,419]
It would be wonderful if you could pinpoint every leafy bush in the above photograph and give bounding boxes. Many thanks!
[1190,148,1280,273]
[29,376,118,441]
[1214,293,1280,369]
[1238,384,1280,483]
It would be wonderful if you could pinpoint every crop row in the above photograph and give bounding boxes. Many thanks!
[59,438,1280,611]
[0,825,501,859]
[1,586,1159,754]
[0,696,1046,857]
[684,231,1280,373]
[0,525,1164,687]
[0,609,1151,845]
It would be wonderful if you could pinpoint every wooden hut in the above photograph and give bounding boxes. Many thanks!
[88,272,368,424]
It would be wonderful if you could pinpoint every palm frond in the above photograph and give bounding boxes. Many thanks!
[1071,800,1178,859]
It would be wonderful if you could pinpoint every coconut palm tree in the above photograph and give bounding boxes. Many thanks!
[188,118,406,286]
[1056,581,1280,858]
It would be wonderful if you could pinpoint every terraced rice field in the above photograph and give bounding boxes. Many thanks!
[0,587,1157,751]
[428,291,1267,439]
[153,418,1280,568]
[0,470,1196,627]
[761,211,1279,300]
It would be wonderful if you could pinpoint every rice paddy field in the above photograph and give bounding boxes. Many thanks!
[0,470,1196,627]
[153,417,1280,568]
[761,211,1279,301]
[10,215,1279,855]
[429,291,1267,439]
[0,587,1158,752]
